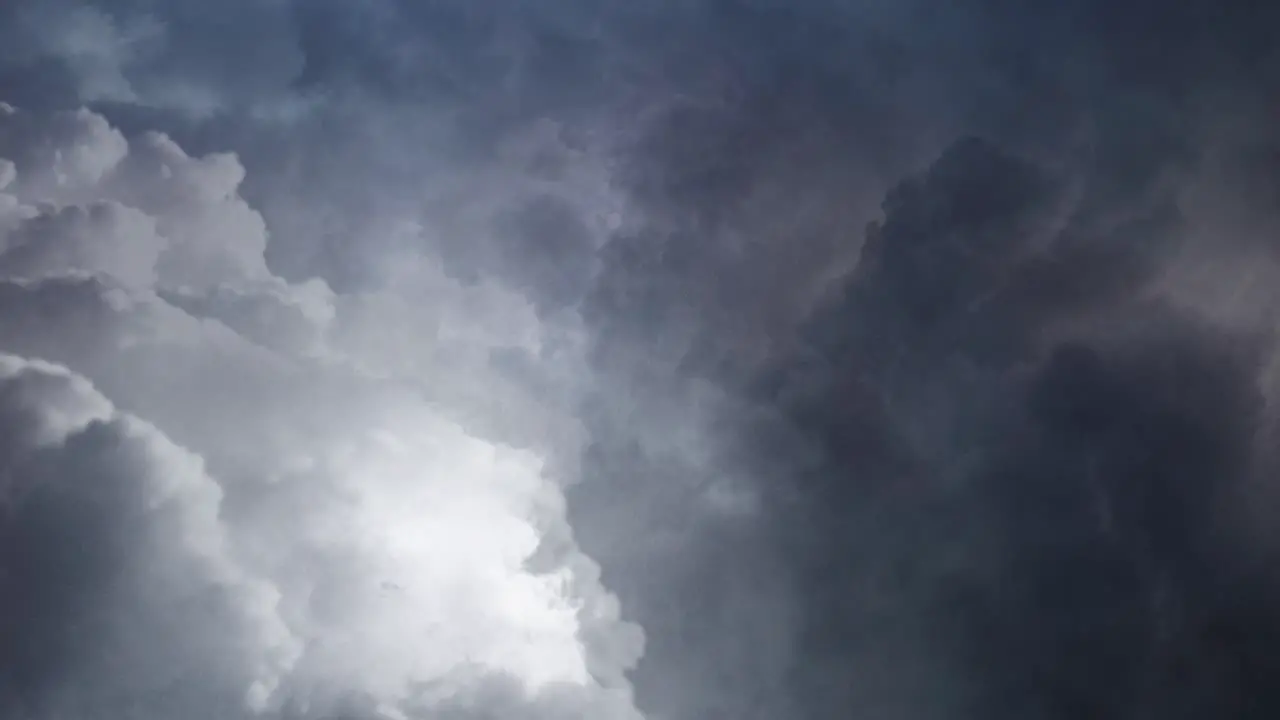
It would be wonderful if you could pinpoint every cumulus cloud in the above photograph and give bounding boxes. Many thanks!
[0,103,643,720]
[0,354,298,720]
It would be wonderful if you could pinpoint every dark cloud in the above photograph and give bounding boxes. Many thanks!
[583,128,1279,714]
[573,2,1280,718]
[3,1,1280,720]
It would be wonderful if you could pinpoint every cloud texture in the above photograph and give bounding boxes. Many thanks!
[2,1,1280,719]
[0,101,642,719]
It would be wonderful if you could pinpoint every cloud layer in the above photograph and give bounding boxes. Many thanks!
[2,1,1280,719]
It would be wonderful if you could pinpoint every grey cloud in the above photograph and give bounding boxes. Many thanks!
[585,131,1279,717]
[3,1,1280,720]
[0,200,163,287]
[570,3,1280,719]
[0,0,303,116]
[0,354,296,720]
[747,139,1278,718]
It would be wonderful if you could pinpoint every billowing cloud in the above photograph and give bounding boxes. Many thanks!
[0,354,298,720]
[0,103,643,720]
[3,2,1280,720]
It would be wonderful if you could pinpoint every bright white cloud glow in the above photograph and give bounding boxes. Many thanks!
[0,102,644,720]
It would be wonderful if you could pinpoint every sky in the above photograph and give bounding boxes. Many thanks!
[0,1,1279,719]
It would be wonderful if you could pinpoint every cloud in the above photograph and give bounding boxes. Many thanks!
[0,0,303,116]
[0,354,298,719]
[585,122,1280,718]
[746,137,1280,718]
[3,2,1280,719]
[0,103,644,720]
[567,3,1280,716]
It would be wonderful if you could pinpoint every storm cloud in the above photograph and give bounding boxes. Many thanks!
[2,1,1280,720]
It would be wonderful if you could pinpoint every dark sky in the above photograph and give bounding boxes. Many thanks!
[1,1,1279,719]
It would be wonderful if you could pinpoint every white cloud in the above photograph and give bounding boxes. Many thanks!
[0,200,164,286]
[0,103,644,720]
[0,103,128,197]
